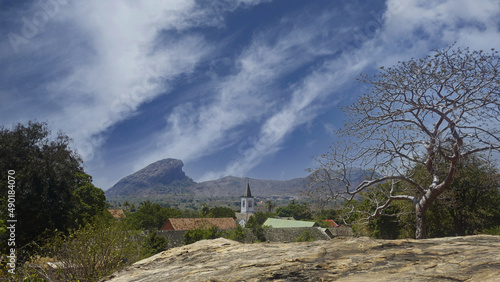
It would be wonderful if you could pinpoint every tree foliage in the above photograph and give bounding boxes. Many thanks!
[309,46,500,238]
[0,122,106,258]
[417,155,500,237]
[245,212,275,229]
[183,225,220,245]
[45,216,143,281]
[265,200,275,212]
[296,231,314,242]
[72,172,107,226]
[228,225,246,242]
[142,231,169,256]
[275,201,312,220]
[125,201,181,230]
[207,206,236,219]
[346,155,500,239]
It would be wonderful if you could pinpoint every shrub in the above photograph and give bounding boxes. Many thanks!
[228,225,246,242]
[296,231,314,242]
[45,216,142,281]
[483,226,500,236]
[142,231,169,256]
[183,226,220,245]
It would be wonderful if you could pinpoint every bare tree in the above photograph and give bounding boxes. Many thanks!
[308,46,500,239]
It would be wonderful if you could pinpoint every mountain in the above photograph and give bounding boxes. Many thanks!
[105,158,195,197]
[105,158,371,200]
[188,176,309,198]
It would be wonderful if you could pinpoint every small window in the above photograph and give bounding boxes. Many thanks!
[249,201,253,208]
[242,200,245,207]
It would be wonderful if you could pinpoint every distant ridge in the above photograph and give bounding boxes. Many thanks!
[105,158,371,199]
[188,176,309,197]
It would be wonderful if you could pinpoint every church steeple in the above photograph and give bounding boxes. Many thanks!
[244,181,252,197]
[241,179,254,214]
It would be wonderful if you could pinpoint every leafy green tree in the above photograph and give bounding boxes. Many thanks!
[142,231,169,256]
[183,225,220,245]
[245,212,274,228]
[208,206,236,218]
[275,201,312,220]
[200,203,210,217]
[126,201,181,230]
[72,172,107,226]
[425,156,500,237]
[245,212,273,242]
[228,225,246,242]
[352,155,500,239]
[0,122,105,259]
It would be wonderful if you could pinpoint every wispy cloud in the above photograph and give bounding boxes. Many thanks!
[199,0,500,180]
[138,9,348,175]
[2,0,499,188]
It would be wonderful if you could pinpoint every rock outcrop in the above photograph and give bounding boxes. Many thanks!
[105,159,195,197]
[104,235,500,281]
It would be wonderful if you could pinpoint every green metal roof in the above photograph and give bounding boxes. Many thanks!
[263,218,317,228]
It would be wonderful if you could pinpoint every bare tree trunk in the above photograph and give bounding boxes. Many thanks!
[415,205,427,239]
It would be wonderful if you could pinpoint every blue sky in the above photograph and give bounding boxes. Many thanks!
[1,0,500,190]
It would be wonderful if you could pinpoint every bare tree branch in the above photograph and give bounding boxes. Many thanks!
[308,46,500,239]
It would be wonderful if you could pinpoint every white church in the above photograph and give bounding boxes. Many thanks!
[235,181,254,226]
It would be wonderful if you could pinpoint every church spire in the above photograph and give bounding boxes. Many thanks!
[241,178,254,214]
[244,179,252,198]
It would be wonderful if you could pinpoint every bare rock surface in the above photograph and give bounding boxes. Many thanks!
[104,235,500,281]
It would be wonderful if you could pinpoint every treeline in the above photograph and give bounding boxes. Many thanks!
[122,201,236,230]
[2,122,498,280]
[0,122,168,280]
[335,155,500,239]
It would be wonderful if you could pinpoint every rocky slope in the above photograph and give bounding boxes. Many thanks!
[105,159,195,197]
[104,235,500,281]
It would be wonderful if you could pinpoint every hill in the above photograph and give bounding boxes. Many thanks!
[105,159,195,197]
[104,235,500,281]
[188,176,309,198]
[105,158,371,203]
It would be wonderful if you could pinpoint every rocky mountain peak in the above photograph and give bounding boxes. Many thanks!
[105,158,195,197]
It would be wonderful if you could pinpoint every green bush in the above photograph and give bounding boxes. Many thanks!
[183,226,220,245]
[250,226,266,242]
[45,216,143,281]
[228,225,246,242]
[142,231,169,256]
[483,226,500,235]
[296,231,314,242]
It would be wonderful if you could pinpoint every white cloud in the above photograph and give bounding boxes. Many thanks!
[381,0,500,54]
[38,1,217,161]
[199,0,500,180]
[200,49,369,180]
[135,14,339,171]
[4,0,499,187]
